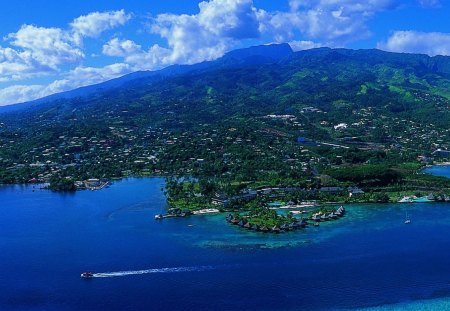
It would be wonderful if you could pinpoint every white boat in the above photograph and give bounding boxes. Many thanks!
[81,272,94,279]
[404,212,411,224]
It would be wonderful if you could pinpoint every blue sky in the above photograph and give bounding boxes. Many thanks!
[0,0,449,106]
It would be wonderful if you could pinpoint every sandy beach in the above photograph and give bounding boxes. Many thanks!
[192,208,220,215]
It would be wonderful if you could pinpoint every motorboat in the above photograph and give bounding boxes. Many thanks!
[405,212,411,224]
[81,272,94,279]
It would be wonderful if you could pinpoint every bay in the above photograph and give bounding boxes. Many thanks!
[2,175,450,310]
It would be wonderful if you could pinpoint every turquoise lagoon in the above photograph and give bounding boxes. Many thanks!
[2,173,450,310]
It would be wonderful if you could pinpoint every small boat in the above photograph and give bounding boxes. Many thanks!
[81,272,94,279]
[404,212,411,224]
[154,214,164,220]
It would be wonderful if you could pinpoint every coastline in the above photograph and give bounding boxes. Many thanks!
[425,162,450,167]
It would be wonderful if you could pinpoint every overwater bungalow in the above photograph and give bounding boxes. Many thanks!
[238,219,247,227]
[231,217,240,225]
[300,219,308,227]
[280,224,289,231]
[260,226,269,233]
[335,206,345,217]
[271,226,281,234]
[225,214,233,222]
[251,224,260,231]
[311,215,321,221]
[244,222,251,229]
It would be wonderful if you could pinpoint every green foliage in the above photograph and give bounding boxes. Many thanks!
[1,47,450,198]
[49,177,76,192]
[326,164,402,186]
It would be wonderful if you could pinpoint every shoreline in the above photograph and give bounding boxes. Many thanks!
[425,162,450,167]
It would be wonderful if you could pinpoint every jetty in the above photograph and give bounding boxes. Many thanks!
[154,208,192,220]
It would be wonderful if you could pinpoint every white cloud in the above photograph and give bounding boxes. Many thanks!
[0,47,43,80]
[70,10,131,39]
[0,10,130,83]
[196,0,260,39]
[149,0,262,65]
[100,0,265,71]
[102,38,172,70]
[0,84,46,105]
[264,0,400,44]
[102,38,142,57]
[61,63,132,89]
[7,25,84,70]
[378,31,450,56]
[288,40,323,51]
[0,63,132,106]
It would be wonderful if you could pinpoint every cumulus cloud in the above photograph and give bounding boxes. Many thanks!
[7,25,84,69]
[149,0,262,65]
[0,10,130,83]
[102,38,142,57]
[101,0,265,71]
[71,10,131,42]
[288,40,323,51]
[263,0,400,44]
[0,62,132,105]
[377,31,450,56]
[61,63,132,89]
[103,38,171,70]
[0,46,45,80]
[0,84,45,105]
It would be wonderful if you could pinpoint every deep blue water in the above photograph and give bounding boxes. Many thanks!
[3,176,450,310]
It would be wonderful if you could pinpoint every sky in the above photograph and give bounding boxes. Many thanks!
[0,0,449,106]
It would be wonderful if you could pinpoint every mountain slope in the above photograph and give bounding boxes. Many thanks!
[0,43,293,113]
[1,44,450,187]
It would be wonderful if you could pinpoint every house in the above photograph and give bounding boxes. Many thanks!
[212,189,257,208]
[348,186,364,197]
[212,192,229,207]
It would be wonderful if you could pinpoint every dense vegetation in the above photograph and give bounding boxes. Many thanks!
[1,44,450,203]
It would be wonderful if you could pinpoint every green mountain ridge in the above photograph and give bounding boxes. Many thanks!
[1,44,450,193]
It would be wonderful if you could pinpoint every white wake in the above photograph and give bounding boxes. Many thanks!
[92,265,216,278]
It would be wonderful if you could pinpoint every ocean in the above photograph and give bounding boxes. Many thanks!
[2,171,450,310]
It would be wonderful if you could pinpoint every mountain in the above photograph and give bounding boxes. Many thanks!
[2,43,450,186]
[0,43,294,113]
[2,44,450,129]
